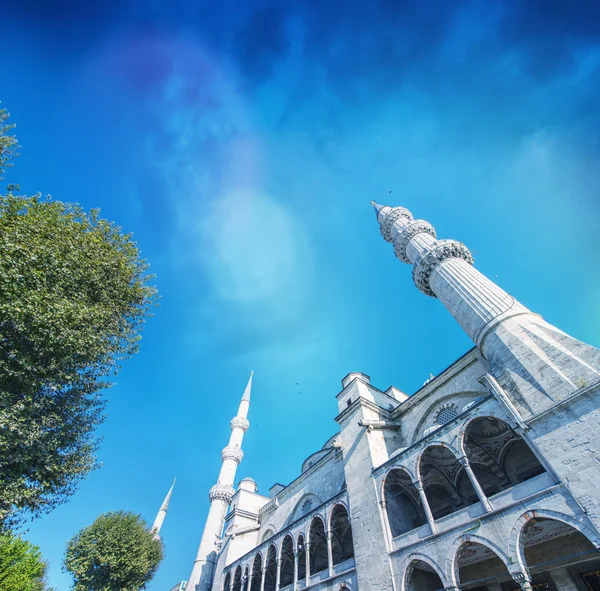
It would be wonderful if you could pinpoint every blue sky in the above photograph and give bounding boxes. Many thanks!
[2,0,600,588]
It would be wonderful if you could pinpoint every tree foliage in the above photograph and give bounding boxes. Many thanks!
[0,531,49,591]
[0,106,20,192]
[64,511,163,591]
[0,109,158,527]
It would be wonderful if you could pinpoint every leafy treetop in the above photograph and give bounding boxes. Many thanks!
[64,511,163,591]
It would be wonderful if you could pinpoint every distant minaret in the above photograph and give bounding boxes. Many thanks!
[186,372,253,591]
[370,202,600,418]
[151,478,176,540]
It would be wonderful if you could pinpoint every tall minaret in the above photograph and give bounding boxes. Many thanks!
[371,202,600,419]
[186,372,253,591]
[152,478,176,540]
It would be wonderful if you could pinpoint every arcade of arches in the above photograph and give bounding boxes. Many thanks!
[224,505,354,591]
[403,518,600,590]
[384,417,547,538]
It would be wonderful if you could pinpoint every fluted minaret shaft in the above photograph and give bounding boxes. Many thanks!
[372,203,600,417]
[372,203,529,344]
[152,478,176,539]
[187,372,253,591]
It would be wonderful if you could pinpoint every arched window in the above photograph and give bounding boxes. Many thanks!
[383,468,426,537]
[297,534,306,581]
[420,446,478,520]
[232,566,242,591]
[223,571,231,591]
[264,545,277,591]
[279,535,294,588]
[243,567,249,591]
[330,505,354,565]
[250,554,262,591]
[464,417,545,494]
[309,517,329,575]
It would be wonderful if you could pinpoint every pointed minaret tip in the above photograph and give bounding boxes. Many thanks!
[159,477,176,512]
[371,202,384,217]
[242,371,253,403]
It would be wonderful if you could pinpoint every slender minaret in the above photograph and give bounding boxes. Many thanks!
[186,372,253,591]
[152,478,176,540]
[371,202,600,418]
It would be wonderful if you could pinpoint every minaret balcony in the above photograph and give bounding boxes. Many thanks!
[222,445,244,463]
[209,483,235,504]
[230,417,250,432]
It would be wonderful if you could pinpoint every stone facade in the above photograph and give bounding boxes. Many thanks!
[181,205,600,591]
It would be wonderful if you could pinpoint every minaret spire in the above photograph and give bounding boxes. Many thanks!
[372,203,600,418]
[186,373,253,591]
[152,478,176,540]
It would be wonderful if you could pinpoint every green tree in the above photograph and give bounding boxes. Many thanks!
[0,109,158,527]
[0,531,48,591]
[64,511,163,591]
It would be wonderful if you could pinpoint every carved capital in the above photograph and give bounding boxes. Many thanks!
[222,445,244,463]
[380,207,413,243]
[231,417,250,432]
[393,219,436,263]
[209,483,235,503]
[413,239,473,297]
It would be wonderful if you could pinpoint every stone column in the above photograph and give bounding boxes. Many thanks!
[293,550,299,590]
[276,558,281,591]
[458,456,493,512]
[305,542,311,586]
[415,483,438,534]
[326,530,334,577]
[548,567,579,591]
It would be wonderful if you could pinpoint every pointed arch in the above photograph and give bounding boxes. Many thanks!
[288,493,323,525]
[448,533,512,587]
[382,467,426,538]
[309,516,329,575]
[264,545,277,591]
[461,416,545,494]
[223,571,231,591]
[329,504,354,565]
[418,445,477,520]
[232,566,242,591]
[279,534,294,588]
[249,554,262,591]
[509,509,600,572]
[399,553,447,591]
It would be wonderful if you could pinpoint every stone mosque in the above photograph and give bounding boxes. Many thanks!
[155,203,600,591]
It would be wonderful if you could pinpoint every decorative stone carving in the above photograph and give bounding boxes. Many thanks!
[222,445,244,463]
[231,417,250,432]
[380,207,413,243]
[393,220,436,263]
[413,239,474,297]
[209,483,235,503]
